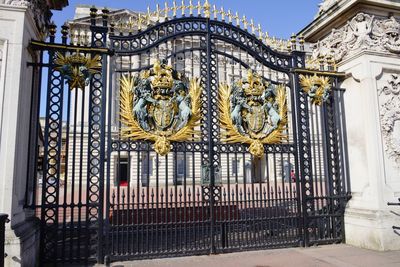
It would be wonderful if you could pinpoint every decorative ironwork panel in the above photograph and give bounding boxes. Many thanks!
[40,49,64,263]
[27,4,351,265]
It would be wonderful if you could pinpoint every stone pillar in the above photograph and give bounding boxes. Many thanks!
[0,1,67,266]
[299,0,400,251]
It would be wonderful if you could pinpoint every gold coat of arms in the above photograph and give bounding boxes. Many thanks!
[219,70,288,157]
[119,60,202,156]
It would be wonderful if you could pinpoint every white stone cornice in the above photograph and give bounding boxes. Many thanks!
[4,0,30,7]
[317,0,341,17]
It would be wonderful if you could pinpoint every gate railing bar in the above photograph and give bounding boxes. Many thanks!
[0,214,9,267]
[30,40,110,54]
[25,49,43,210]
[205,17,217,254]
[289,68,302,246]
[388,198,400,234]
[39,25,66,263]
[292,59,317,247]
[103,45,113,265]
[59,29,70,263]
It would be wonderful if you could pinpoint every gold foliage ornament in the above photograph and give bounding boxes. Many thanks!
[54,51,101,90]
[219,70,288,158]
[119,60,202,156]
[299,74,332,106]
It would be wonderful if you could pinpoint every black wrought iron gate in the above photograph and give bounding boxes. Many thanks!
[27,3,350,265]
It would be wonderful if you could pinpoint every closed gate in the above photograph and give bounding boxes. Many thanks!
[26,2,350,265]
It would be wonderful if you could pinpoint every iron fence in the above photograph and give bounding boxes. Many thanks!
[0,214,9,267]
[25,4,351,265]
[388,198,400,233]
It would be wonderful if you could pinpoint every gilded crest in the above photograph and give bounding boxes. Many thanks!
[219,70,288,157]
[299,74,332,105]
[54,51,101,90]
[119,60,202,156]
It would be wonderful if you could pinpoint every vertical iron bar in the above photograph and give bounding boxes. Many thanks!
[205,17,216,254]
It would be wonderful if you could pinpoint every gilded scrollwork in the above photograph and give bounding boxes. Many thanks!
[119,59,202,156]
[219,70,288,158]
[54,52,102,90]
[299,74,332,106]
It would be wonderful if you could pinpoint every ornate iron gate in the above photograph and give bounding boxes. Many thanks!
[27,2,350,265]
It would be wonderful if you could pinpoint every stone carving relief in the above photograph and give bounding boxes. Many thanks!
[379,74,400,166]
[312,13,400,62]
[4,0,52,36]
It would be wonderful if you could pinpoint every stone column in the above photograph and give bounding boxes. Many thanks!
[0,0,67,266]
[299,0,400,251]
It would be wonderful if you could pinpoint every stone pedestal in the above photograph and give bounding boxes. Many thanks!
[340,52,400,250]
[299,0,400,251]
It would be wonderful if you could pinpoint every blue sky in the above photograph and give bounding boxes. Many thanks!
[52,0,321,39]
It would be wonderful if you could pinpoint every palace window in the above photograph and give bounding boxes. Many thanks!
[141,153,153,187]
[231,158,240,176]
[174,152,189,185]
[117,157,129,186]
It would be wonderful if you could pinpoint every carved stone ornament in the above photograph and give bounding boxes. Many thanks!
[119,60,202,156]
[312,13,400,62]
[379,74,400,166]
[5,0,52,37]
[219,70,288,158]
[317,0,340,16]
[5,0,30,6]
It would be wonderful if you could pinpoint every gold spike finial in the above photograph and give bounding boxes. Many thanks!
[242,15,248,30]
[213,4,218,19]
[221,7,226,21]
[172,0,178,17]
[189,0,194,15]
[127,16,134,32]
[287,40,292,51]
[250,19,255,34]
[203,0,210,18]
[156,4,161,22]
[264,32,269,45]
[181,0,185,16]
[257,24,262,39]
[164,2,169,20]
[227,9,232,23]
[138,14,142,31]
[197,0,201,15]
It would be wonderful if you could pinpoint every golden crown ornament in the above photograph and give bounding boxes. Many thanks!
[219,69,288,158]
[119,59,202,156]
[299,74,332,106]
[54,51,101,90]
